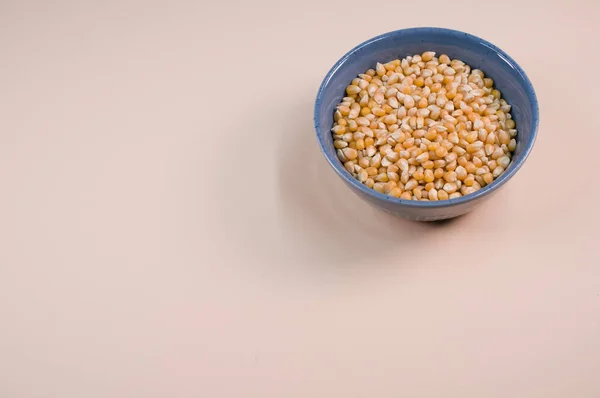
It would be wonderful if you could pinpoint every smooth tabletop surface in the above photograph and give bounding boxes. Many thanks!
[1,1,599,397]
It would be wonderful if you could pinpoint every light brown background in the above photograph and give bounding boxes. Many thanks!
[1,0,600,397]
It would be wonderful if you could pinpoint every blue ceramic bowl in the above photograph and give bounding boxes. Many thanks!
[314,27,539,221]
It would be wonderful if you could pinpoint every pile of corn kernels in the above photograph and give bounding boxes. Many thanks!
[332,52,517,201]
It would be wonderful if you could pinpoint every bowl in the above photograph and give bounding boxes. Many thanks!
[314,27,539,221]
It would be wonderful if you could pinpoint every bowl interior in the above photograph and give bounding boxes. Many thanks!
[315,28,538,204]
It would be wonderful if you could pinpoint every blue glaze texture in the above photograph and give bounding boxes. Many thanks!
[314,27,539,221]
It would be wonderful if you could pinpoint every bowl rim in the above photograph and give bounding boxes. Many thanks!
[314,27,539,208]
